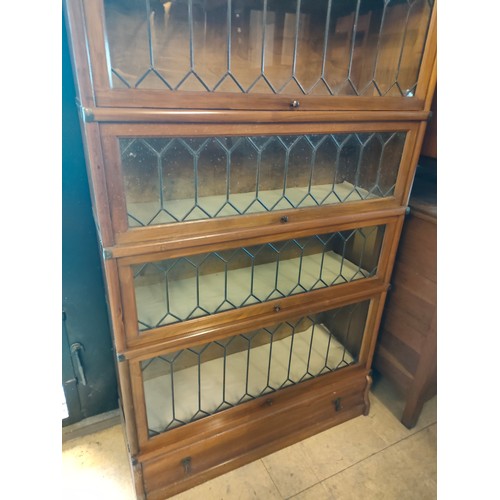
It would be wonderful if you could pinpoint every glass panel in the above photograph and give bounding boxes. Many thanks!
[141,300,370,436]
[133,226,384,330]
[120,132,406,227]
[103,0,433,97]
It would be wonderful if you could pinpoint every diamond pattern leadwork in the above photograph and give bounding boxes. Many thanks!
[104,0,434,97]
[133,226,384,331]
[141,301,370,436]
[121,132,406,228]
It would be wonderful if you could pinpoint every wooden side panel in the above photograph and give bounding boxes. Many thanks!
[64,0,96,107]
[382,304,426,355]
[373,206,437,426]
[396,216,437,283]
[385,286,436,339]
[377,330,420,376]
[373,346,413,393]
[401,311,436,428]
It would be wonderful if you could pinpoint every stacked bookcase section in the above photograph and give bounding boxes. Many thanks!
[64,1,436,497]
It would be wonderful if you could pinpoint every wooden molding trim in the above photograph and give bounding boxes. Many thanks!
[83,107,430,124]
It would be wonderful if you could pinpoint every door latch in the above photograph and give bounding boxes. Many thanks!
[70,343,87,386]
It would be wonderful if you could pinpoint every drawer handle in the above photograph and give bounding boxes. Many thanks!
[181,457,192,475]
[280,215,289,224]
[333,398,342,412]
[290,100,300,108]
[274,305,281,313]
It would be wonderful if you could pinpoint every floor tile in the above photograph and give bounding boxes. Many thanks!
[287,481,332,500]
[371,375,437,431]
[412,395,437,430]
[299,415,385,481]
[61,383,437,500]
[299,393,413,481]
[262,441,320,498]
[322,424,437,500]
[62,425,135,500]
[361,394,413,443]
[171,460,282,500]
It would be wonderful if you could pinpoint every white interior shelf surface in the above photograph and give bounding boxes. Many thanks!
[128,181,376,226]
[135,249,367,328]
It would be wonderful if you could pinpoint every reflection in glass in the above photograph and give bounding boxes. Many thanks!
[142,300,370,436]
[103,0,434,96]
[133,226,384,330]
[120,132,406,227]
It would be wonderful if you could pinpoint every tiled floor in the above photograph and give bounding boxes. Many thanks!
[62,376,436,500]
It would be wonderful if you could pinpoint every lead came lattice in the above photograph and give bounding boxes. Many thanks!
[133,226,384,330]
[121,132,406,227]
[142,300,370,436]
[104,0,434,97]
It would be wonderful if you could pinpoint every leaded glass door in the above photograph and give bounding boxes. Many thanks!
[114,214,400,347]
[140,300,371,436]
[79,0,436,109]
[98,121,418,246]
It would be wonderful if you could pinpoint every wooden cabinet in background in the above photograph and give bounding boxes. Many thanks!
[373,169,437,428]
[420,88,437,158]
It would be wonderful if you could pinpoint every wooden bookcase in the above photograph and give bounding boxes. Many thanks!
[64,1,437,498]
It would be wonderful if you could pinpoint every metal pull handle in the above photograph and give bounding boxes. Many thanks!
[280,215,289,223]
[333,398,342,412]
[290,100,300,108]
[274,305,281,313]
[70,343,87,386]
[182,457,192,475]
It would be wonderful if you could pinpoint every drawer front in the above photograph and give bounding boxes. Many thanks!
[77,0,435,110]
[140,368,368,499]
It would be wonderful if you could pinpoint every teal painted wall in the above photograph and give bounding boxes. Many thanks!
[62,15,118,425]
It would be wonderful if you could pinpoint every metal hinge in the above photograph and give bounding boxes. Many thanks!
[81,106,95,123]
[103,248,113,260]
